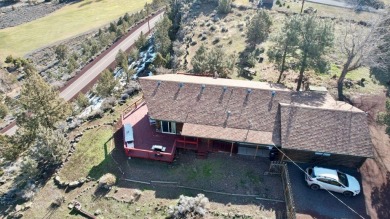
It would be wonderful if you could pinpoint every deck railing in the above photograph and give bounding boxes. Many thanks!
[121,96,145,120]
[175,137,198,150]
[125,140,176,163]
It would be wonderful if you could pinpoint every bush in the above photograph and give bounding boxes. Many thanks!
[52,195,65,207]
[218,0,232,14]
[76,93,90,109]
[98,173,116,189]
[87,109,104,120]
[0,103,8,119]
[167,194,210,218]
[101,97,117,112]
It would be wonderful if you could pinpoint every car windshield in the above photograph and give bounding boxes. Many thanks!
[337,172,349,187]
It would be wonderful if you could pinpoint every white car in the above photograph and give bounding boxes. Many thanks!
[305,166,361,197]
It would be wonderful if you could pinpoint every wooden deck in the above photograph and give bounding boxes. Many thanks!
[121,103,177,162]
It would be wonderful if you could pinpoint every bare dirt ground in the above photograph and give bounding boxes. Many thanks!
[353,93,389,219]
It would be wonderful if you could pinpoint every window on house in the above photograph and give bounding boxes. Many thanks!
[161,121,176,134]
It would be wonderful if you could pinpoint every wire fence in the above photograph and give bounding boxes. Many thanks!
[269,161,296,219]
[120,178,285,203]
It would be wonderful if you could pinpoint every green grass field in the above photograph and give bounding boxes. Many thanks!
[0,0,150,59]
[59,126,114,181]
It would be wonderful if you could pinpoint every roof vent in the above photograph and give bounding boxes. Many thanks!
[179,82,184,88]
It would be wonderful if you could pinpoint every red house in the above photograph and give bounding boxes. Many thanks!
[121,74,373,167]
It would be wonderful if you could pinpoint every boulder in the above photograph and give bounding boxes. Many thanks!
[94,209,102,216]
[24,202,32,210]
[68,181,80,188]
[15,204,23,212]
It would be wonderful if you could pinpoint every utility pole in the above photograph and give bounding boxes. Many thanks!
[300,0,305,14]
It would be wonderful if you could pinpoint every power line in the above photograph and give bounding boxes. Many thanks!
[272,146,366,219]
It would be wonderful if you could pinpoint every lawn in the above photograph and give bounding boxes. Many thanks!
[0,0,150,58]
[58,125,115,181]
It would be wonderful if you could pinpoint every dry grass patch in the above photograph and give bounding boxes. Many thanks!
[0,0,150,58]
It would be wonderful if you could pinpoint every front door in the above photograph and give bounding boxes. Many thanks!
[161,121,176,134]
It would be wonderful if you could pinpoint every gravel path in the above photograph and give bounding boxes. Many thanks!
[0,3,64,29]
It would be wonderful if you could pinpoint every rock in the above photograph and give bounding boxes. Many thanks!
[68,203,74,209]
[15,204,23,212]
[304,7,317,14]
[54,176,61,184]
[68,181,80,188]
[136,208,140,212]
[94,209,102,215]
[24,202,32,209]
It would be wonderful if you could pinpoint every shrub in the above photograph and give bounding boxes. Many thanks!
[76,93,90,109]
[167,194,210,218]
[218,0,232,14]
[52,195,65,207]
[0,103,8,119]
[98,173,116,189]
[101,97,117,112]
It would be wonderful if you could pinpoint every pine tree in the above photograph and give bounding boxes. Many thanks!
[267,16,300,83]
[294,15,334,91]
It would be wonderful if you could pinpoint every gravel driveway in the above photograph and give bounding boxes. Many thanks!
[287,163,370,219]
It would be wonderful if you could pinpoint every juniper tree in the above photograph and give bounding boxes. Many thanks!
[247,10,272,45]
[95,69,118,98]
[16,69,71,143]
[135,31,148,49]
[154,15,172,57]
[55,44,68,63]
[191,45,209,74]
[218,0,232,14]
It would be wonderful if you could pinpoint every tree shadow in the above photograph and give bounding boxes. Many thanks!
[78,1,93,8]
[371,172,390,219]
[370,67,390,92]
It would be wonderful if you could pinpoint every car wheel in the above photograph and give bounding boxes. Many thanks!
[343,191,353,197]
[310,184,320,190]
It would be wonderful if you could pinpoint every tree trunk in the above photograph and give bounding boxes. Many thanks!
[338,66,349,101]
[338,57,354,101]
[296,55,307,91]
[277,45,288,84]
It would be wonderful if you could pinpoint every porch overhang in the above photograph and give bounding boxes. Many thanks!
[181,123,275,145]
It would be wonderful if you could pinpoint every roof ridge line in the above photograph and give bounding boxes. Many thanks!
[279,102,365,114]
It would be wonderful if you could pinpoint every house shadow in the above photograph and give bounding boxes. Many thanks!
[371,172,390,219]
[116,177,286,218]
[290,91,328,107]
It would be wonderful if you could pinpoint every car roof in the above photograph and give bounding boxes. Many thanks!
[313,167,339,181]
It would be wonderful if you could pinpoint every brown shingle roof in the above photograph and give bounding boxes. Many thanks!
[140,75,292,146]
[181,123,275,145]
[280,103,374,157]
[139,74,373,156]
